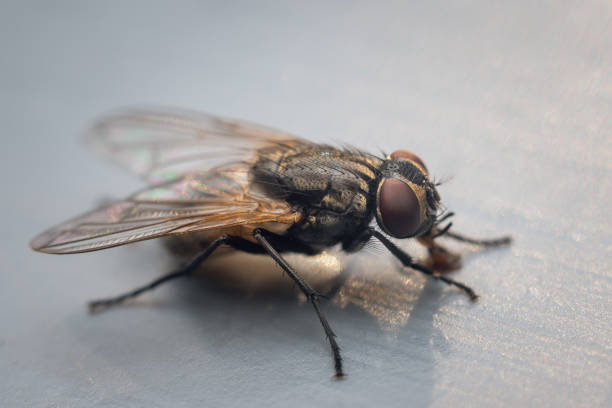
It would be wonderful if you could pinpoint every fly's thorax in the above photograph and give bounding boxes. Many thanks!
[375,156,440,238]
[251,145,381,206]
[249,144,383,249]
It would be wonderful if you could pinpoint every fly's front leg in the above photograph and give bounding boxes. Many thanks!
[418,222,512,272]
[430,210,511,248]
[369,229,478,301]
[253,229,344,379]
[88,235,230,312]
[445,230,511,247]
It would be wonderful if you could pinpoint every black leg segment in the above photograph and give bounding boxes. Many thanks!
[369,229,479,301]
[253,229,344,378]
[88,235,230,312]
[445,230,511,247]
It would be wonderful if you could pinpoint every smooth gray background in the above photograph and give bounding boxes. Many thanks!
[1,1,611,407]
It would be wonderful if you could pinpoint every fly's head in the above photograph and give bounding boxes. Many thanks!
[375,150,441,238]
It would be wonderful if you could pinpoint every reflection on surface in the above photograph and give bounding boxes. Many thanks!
[172,233,514,334]
[191,249,345,295]
[335,255,427,331]
[333,239,502,330]
[187,239,481,331]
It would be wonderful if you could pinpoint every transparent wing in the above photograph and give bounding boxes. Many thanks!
[30,163,300,254]
[85,107,311,183]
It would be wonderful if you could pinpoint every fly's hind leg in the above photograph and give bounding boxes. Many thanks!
[253,229,345,379]
[88,235,230,313]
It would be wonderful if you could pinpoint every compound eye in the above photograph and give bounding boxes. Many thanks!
[390,150,427,173]
[378,178,421,238]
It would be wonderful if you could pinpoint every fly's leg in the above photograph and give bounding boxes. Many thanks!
[431,210,511,248]
[444,230,511,247]
[88,235,230,313]
[418,231,462,272]
[370,229,478,301]
[253,229,344,379]
[418,226,512,272]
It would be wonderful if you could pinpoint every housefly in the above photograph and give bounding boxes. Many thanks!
[30,108,511,378]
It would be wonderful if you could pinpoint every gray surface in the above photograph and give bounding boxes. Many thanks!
[1,1,611,407]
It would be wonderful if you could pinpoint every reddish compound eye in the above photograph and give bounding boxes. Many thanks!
[390,150,427,173]
[378,178,421,238]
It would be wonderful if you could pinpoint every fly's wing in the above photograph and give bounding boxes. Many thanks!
[30,163,301,254]
[85,107,312,183]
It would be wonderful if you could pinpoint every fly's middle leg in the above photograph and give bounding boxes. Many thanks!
[253,229,345,379]
[88,235,230,313]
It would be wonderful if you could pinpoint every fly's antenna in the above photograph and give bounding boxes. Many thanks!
[433,175,454,187]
